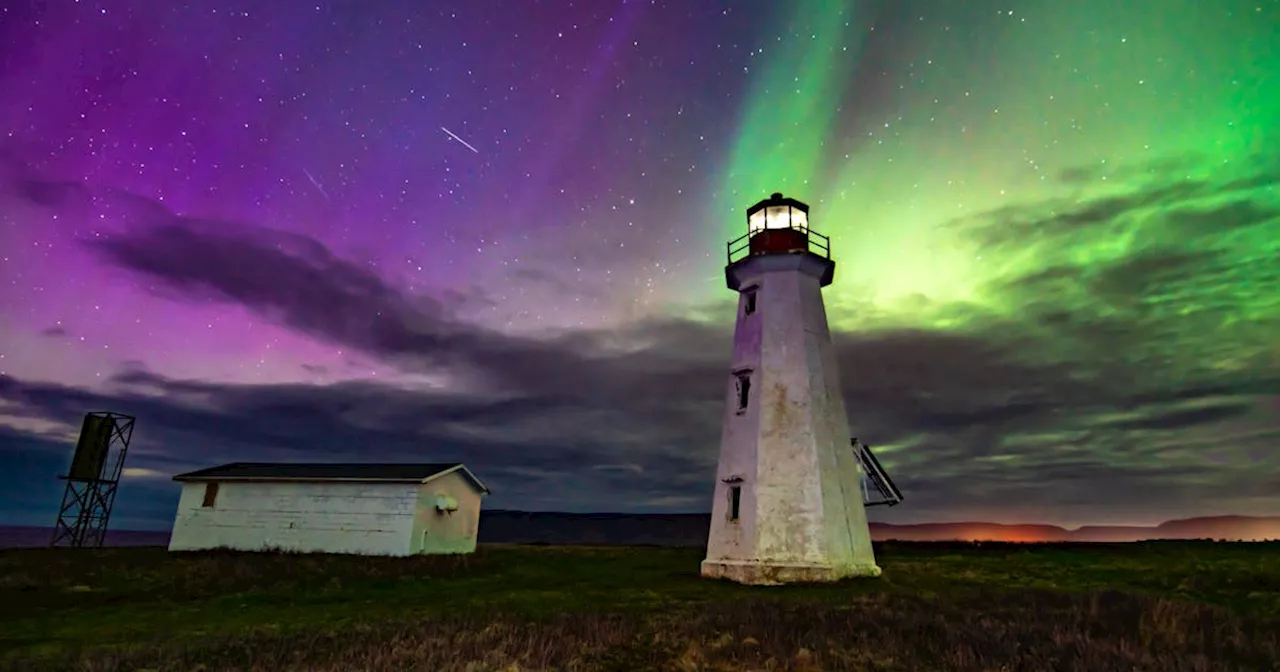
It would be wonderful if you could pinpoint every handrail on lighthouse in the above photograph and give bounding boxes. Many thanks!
[726,192,831,265]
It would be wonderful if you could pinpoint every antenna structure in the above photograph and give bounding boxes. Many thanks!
[50,412,136,548]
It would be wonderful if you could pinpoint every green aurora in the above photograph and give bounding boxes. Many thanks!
[714,0,1278,353]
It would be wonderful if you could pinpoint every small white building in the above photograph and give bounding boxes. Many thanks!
[168,462,490,556]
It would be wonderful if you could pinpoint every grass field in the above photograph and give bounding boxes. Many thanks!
[1,541,1278,671]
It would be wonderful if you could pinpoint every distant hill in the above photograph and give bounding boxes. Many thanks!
[2,513,1277,549]
[1152,515,1280,541]
[475,512,1280,546]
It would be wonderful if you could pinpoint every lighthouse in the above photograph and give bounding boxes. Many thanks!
[700,192,881,585]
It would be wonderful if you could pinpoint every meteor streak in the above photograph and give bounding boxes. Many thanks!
[302,168,330,200]
[441,126,479,153]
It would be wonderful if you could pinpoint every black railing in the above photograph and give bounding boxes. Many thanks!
[726,232,752,264]
[809,229,831,257]
[726,226,831,265]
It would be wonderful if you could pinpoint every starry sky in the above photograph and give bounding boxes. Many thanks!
[1,0,1277,531]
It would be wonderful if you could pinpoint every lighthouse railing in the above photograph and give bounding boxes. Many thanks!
[808,229,830,257]
[726,227,831,265]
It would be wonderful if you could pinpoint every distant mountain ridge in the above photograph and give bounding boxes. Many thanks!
[2,514,1276,549]
[476,512,1280,546]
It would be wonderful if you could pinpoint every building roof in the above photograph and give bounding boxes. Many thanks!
[172,462,490,493]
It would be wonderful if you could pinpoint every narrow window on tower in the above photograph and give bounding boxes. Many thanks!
[743,288,757,315]
[728,485,741,521]
[734,372,752,412]
[202,482,219,508]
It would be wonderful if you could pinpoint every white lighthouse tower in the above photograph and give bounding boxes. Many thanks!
[701,192,881,585]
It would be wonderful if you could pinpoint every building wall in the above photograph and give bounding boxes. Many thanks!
[797,266,878,573]
[705,277,764,562]
[753,268,829,565]
[410,470,484,554]
[168,481,418,556]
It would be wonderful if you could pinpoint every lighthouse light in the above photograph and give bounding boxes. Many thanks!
[786,208,809,231]
[764,205,790,230]
[749,205,809,234]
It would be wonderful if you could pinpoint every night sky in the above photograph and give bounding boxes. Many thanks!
[1,0,1277,531]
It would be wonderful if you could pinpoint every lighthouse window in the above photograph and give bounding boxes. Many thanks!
[728,485,741,521]
[743,289,757,315]
[735,373,752,411]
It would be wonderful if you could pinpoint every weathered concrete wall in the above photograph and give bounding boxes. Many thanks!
[703,252,880,584]
[168,481,417,556]
[412,470,484,554]
[705,282,764,562]
[799,270,877,573]
[754,268,826,565]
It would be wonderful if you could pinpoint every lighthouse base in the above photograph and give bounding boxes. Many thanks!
[700,558,882,586]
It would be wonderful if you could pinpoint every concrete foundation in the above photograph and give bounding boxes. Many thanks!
[700,558,882,586]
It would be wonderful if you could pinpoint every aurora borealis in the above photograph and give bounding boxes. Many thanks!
[0,0,1277,530]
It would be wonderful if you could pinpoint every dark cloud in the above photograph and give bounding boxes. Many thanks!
[1165,198,1280,237]
[0,370,718,516]
[830,328,1086,440]
[1056,155,1205,187]
[1,150,171,222]
[1088,247,1221,301]
[81,216,728,410]
[12,177,91,209]
[960,178,1213,249]
[1100,402,1256,432]
[1125,379,1280,407]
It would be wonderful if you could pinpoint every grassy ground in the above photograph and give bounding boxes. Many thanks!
[1,541,1277,671]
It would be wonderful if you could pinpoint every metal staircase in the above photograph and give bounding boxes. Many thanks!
[852,438,903,507]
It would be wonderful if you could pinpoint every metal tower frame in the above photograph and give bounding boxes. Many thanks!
[51,412,136,548]
[852,437,904,507]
